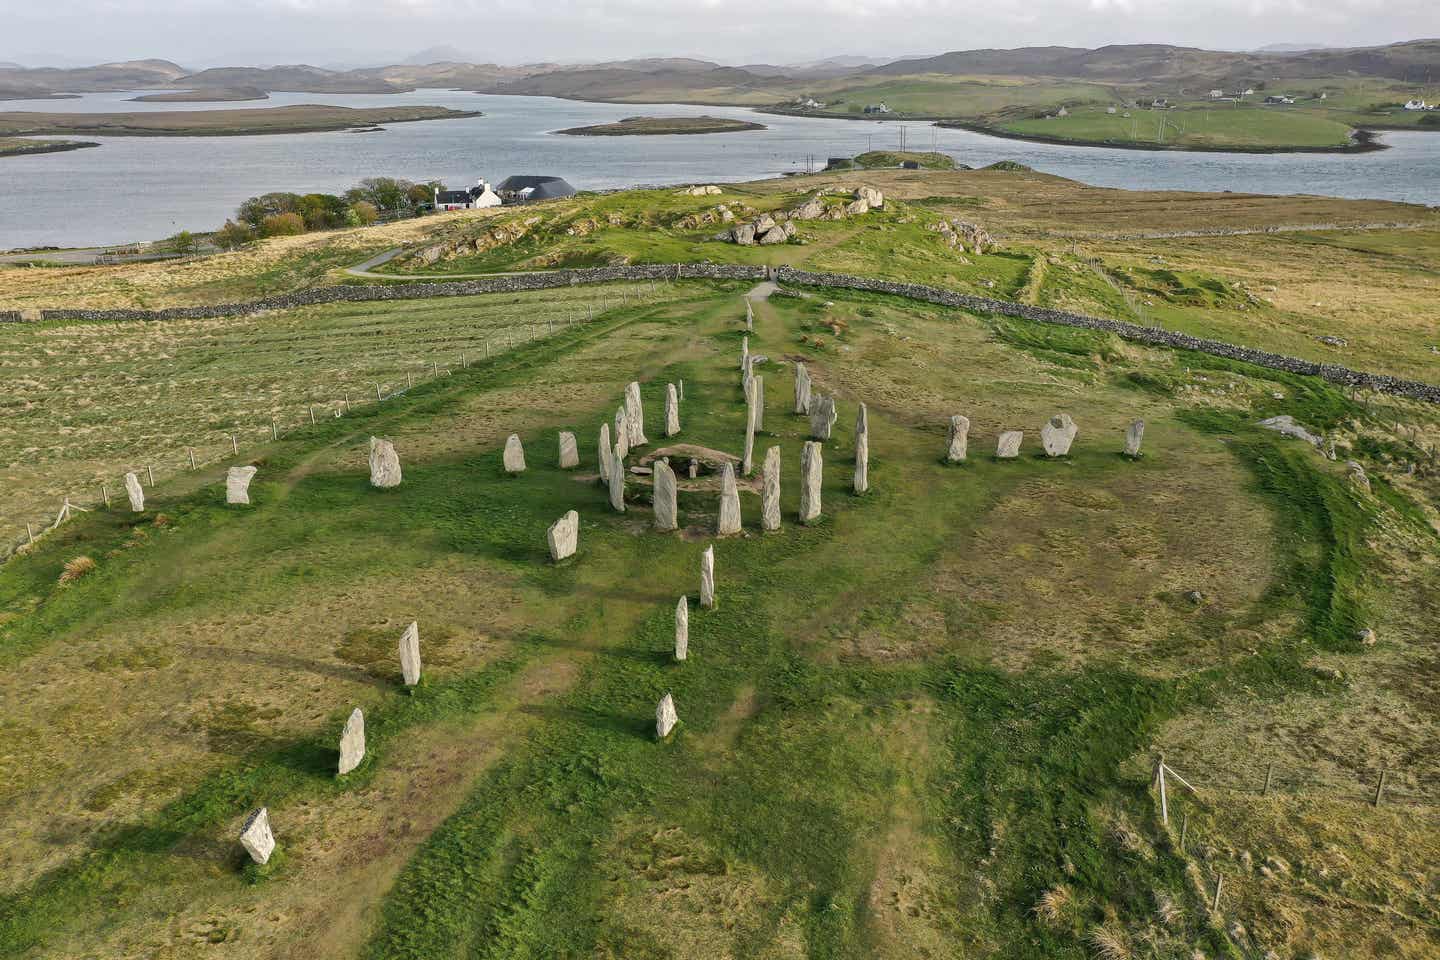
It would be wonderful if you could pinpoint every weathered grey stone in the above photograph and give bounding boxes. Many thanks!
[653,461,678,531]
[338,707,365,776]
[239,807,275,865]
[558,431,580,469]
[700,545,716,608]
[799,441,822,523]
[369,437,402,488]
[1357,626,1377,646]
[809,395,837,440]
[996,431,1023,459]
[674,596,689,661]
[598,422,613,482]
[548,509,579,560]
[656,692,678,739]
[845,198,870,217]
[399,621,421,686]
[1346,459,1371,492]
[717,462,741,535]
[1257,415,1323,447]
[609,443,626,512]
[123,471,144,511]
[732,223,756,246]
[688,459,699,479]
[624,381,648,446]
[854,402,869,494]
[758,225,790,244]
[503,433,527,473]
[753,214,776,234]
[794,197,826,220]
[742,379,758,476]
[762,446,781,531]
[753,376,765,432]
[741,335,749,374]
[1040,414,1077,457]
[854,186,884,208]
[226,465,257,505]
[794,363,812,415]
[946,416,970,463]
[678,379,685,402]
[664,383,680,437]
[614,407,630,460]
[1124,419,1145,458]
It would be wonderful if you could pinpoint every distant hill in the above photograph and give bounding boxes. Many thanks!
[402,45,475,65]
[482,62,774,100]
[0,58,189,93]
[175,64,410,93]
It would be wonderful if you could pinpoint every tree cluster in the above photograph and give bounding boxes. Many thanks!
[213,177,444,249]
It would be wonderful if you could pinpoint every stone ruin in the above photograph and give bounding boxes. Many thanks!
[656,692,678,739]
[399,621,421,686]
[503,434,527,474]
[996,431,1023,459]
[717,462,742,535]
[369,437,402,488]
[1040,414,1078,457]
[548,509,579,561]
[674,596,689,661]
[558,431,580,469]
[800,441,823,523]
[239,807,275,865]
[810,395,837,441]
[1124,419,1145,458]
[665,383,680,437]
[653,461,678,531]
[338,707,365,776]
[794,363,812,414]
[226,465,258,505]
[947,416,970,463]
[124,471,145,511]
[701,545,716,608]
[762,446,782,531]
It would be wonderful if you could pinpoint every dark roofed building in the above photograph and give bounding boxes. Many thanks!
[495,175,577,203]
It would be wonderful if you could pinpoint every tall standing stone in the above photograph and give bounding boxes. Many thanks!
[717,462,741,535]
[624,382,648,447]
[598,422,613,483]
[503,434,527,474]
[1124,419,1146,458]
[664,383,680,437]
[946,416,970,463]
[799,441,823,524]
[653,461,678,531]
[558,431,580,469]
[399,620,421,686]
[226,465,258,505]
[700,545,716,608]
[674,596,689,661]
[1040,414,1078,457]
[609,443,626,512]
[762,446,782,531]
[996,431,1023,459]
[754,376,765,432]
[239,807,275,865]
[741,336,749,374]
[548,509,579,561]
[337,707,365,776]
[656,692,678,739]
[810,395,837,441]
[794,363,812,415]
[124,471,145,511]
[614,407,630,460]
[369,437,401,488]
[742,379,758,476]
[854,402,869,494]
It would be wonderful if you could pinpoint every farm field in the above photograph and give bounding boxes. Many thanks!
[1000,105,1358,150]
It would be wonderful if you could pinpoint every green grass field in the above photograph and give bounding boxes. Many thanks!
[1002,104,1358,149]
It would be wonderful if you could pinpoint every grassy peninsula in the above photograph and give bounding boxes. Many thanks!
[0,104,481,138]
[556,115,766,136]
[0,136,100,158]
[128,86,269,103]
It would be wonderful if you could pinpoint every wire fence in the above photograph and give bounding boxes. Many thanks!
[1155,753,1440,811]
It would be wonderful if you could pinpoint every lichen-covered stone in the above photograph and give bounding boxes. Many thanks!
[753,376,765,432]
[548,509,579,560]
[701,545,715,608]
[741,335,749,374]
[1346,459,1371,492]
[762,446,781,531]
[1040,414,1077,457]
[598,422,612,482]
[624,382,648,446]
[800,441,823,523]
[558,431,580,469]
[1124,419,1145,458]
[674,596,689,661]
[123,471,145,511]
[369,437,401,488]
[996,431,1023,459]
[226,465,257,505]
[794,362,812,415]
[656,692,678,739]
[503,434,527,473]
[809,395,837,440]
[609,443,626,512]
[664,383,680,437]
[239,807,275,865]
[742,380,757,476]
[338,707,365,776]
[946,416,970,463]
[399,621,421,686]
[717,462,741,535]
[653,461,678,531]
[854,402,869,494]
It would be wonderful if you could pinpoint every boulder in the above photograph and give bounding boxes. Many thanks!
[1258,415,1323,448]
[656,692,678,739]
[946,415,970,463]
[853,402,869,494]
[799,441,823,523]
[717,462,742,535]
[598,422,613,483]
[399,621,421,686]
[653,461,679,531]
[558,431,580,469]
[845,198,870,217]
[753,214,776,234]
[503,434,527,473]
[124,471,145,511]
[1124,419,1145,458]
[548,509,579,561]
[1040,413,1077,457]
[624,382,648,446]
[609,443,627,512]
[758,225,789,245]
[794,363,812,414]
[732,223,757,246]
[1346,460,1371,492]
[338,707,365,776]
[369,437,402,488]
[664,383,680,437]
[674,596,689,661]
[854,186,884,208]
[239,807,275,865]
[996,431,1023,459]
[794,197,826,220]
[700,545,716,608]
[810,395,837,441]
[226,465,258,505]
[762,445,782,531]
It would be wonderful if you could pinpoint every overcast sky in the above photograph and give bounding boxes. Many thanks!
[3,0,1436,68]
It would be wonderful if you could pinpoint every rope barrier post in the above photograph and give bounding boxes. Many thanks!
[309,406,317,426]
[1373,769,1388,807]
[27,522,36,545]
[271,419,278,441]
[230,433,238,456]
[146,465,155,486]
[1263,762,1275,796]
[101,483,110,508]
[187,448,196,470]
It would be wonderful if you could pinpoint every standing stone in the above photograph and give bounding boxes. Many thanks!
[700,545,716,608]
[664,383,681,437]
[558,431,580,469]
[717,462,742,535]
[678,379,685,402]
[239,807,275,865]
[1124,419,1145,458]
[614,407,630,460]
[674,596,689,661]
[609,443,626,512]
[656,692,678,739]
[399,621,421,686]
[996,431,1023,459]
[810,395,837,441]
[598,422,613,483]
[624,381,648,447]
[854,402,870,494]
[548,509,579,560]
[688,459,698,479]
[337,707,365,776]
[503,434,527,473]
[124,471,145,511]
[226,465,258,505]
[794,363,812,415]
[762,446,782,531]
[947,416,970,463]
[741,335,749,374]
[800,441,823,523]
[369,437,401,488]
[754,376,765,432]
[653,461,678,531]
[1040,414,1078,457]
[742,379,758,476]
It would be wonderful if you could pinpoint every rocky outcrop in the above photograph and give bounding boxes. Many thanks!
[935,219,994,255]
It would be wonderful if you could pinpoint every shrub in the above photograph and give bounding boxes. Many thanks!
[260,212,306,238]
[213,219,257,250]
[59,555,96,585]
[349,201,379,226]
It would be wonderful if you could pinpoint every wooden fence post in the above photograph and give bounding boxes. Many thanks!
[407,371,413,388]
[1373,769,1387,807]
[146,465,155,486]
[1212,875,1223,912]
[1263,762,1275,796]
[230,434,238,455]
[27,521,36,545]
[344,394,351,413]
[271,419,278,441]
[1179,814,1188,851]
[309,406,316,426]
[1154,754,1169,826]
[460,351,466,368]
[187,448,196,470]
[375,383,382,401]
[431,361,438,377]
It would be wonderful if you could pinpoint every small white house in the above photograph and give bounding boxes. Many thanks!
[1404,99,1429,111]
[433,179,502,211]
[1209,89,1224,98]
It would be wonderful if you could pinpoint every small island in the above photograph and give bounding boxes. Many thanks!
[129,86,269,103]
[0,137,100,158]
[555,115,765,136]
[0,104,482,138]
